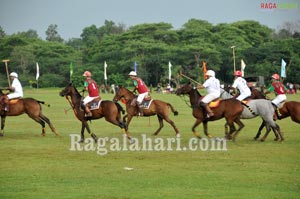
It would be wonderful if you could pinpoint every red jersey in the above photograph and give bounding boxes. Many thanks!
[86,79,99,97]
[135,78,148,94]
[272,81,286,95]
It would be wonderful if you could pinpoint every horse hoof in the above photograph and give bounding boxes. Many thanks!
[41,133,46,136]
[79,139,84,143]
[260,139,265,142]
[274,138,279,141]
[253,137,258,141]
[176,133,181,138]
[207,134,214,138]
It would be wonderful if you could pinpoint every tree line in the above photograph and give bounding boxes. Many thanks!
[0,19,299,88]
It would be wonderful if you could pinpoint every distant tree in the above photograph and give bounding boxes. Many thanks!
[0,26,6,38]
[45,24,64,42]
[15,29,39,39]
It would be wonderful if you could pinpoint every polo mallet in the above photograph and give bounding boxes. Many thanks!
[179,70,202,85]
[2,59,11,87]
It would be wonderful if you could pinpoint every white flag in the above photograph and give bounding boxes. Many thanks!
[281,59,286,78]
[168,61,172,83]
[104,61,107,80]
[241,59,246,77]
[36,62,40,80]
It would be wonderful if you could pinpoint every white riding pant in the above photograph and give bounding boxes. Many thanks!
[83,96,99,105]
[272,94,286,107]
[201,93,219,104]
[137,92,148,104]
[7,93,23,100]
[236,93,251,101]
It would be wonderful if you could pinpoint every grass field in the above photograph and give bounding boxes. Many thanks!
[0,88,299,199]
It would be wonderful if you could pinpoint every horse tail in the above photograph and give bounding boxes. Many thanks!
[115,102,125,114]
[167,103,179,116]
[37,100,51,107]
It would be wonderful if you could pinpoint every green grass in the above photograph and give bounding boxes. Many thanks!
[0,88,299,199]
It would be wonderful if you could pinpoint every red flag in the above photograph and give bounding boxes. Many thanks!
[202,61,207,79]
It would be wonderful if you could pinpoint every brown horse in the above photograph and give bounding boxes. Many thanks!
[0,90,59,137]
[113,86,180,136]
[59,83,130,142]
[175,82,244,138]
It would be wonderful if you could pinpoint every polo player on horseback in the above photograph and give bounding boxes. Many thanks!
[0,72,23,113]
[231,70,251,101]
[197,70,221,118]
[264,73,287,119]
[82,71,100,117]
[128,71,149,116]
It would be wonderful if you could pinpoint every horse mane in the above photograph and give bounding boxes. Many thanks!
[70,82,82,97]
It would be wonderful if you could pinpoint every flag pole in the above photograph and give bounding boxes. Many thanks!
[2,59,11,87]
[231,46,236,72]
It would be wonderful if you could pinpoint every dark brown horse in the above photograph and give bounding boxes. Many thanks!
[0,90,59,137]
[59,83,130,142]
[113,86,180,136]
[175,82,244,138]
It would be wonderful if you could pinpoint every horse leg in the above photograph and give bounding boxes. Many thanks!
[231,118,245,141]
[39,114,59,136]
[161,115,180,137]
[80,122,85,143]
[254,121,266,141]
[192,119,202,139]
[83,121,97,142]
[153,115,164,136]
[273,124,284,141]
[104,115,131,141]
[0,116,6,136]
[203,121,213,138]
[260,124,272,142]
[123,114,128,131]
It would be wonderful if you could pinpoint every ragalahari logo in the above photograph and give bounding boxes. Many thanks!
[260,2,298,10]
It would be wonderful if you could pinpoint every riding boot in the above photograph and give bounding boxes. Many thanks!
[200,102,214,118]
[137,103,144,116]
[204,104,214,117]
[1,95,9,112]
[84,105,92,117]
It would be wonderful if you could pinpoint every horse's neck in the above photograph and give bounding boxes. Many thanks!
[220,88,233,100]
[124,89,136,101]
[189,89,201,106]
[70,92,82,107]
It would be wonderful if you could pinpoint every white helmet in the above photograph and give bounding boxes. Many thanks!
[128,71,137,76]
[9,72,18,78]
[206,70,215,77]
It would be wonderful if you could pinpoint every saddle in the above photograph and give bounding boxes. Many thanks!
[87,97,102,110]
[208,98,221,108]
[131,96,153,109]
[9,98,21,105]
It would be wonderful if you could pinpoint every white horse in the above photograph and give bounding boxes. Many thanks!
[220,89,284,141]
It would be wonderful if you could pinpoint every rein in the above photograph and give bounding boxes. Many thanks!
[65,96,78,116]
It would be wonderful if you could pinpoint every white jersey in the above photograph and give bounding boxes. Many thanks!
[7,78,23,99]
[203,77,221,96]
[232,77,251,97]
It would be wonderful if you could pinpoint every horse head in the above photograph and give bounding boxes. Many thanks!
[113,86,134,103]
[175,82,194,95]
[59,82,81,98]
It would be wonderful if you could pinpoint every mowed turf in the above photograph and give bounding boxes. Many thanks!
[0,88,299,199]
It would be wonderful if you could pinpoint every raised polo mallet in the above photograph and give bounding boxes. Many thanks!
[179,70,202,85]
[2,59,11,87]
